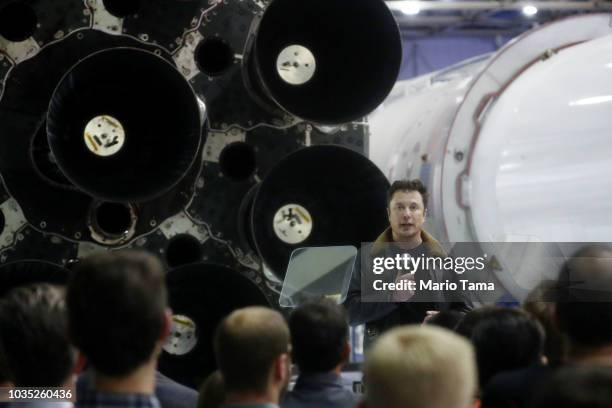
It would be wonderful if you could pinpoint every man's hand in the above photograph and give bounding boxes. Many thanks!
[422,310,439,324]
[391,272,415,302]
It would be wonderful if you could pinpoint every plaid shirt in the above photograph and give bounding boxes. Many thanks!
[76,390,160,408]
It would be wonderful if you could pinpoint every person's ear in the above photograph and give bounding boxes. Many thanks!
[274,353,290,383]
[160,308,172,341]
[342,341,351,363]
[73,351,87,374]
[551,304,560,332]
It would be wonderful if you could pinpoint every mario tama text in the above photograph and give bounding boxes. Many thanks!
[366,252,495,299]
[373,278,494,292]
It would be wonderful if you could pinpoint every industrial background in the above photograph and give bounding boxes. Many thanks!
[1,0,611,387]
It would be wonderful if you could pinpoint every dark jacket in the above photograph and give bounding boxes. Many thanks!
[482,365,552,408]
[344,227,471,347]
[77,370,198,408]
[281,372,357,408]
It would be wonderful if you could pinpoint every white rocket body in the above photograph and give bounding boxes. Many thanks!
[370,14,612,245]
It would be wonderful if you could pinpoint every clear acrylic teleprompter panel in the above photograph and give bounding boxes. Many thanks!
[280,246,357,308]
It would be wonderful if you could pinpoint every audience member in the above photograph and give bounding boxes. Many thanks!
[523,280,566,367]
[10,244,612,408]
[456,306,544,388]
[361,325,476,408]
[555,244,612,364]
[483,244,612,407]
[67,251,171,408]
[214,307,291,408]
[77,371,198,408]
[529,366,612,408]
[0,284,77,388]
[282,298,356,408]
[197,371,225,408]
[0,348,10,388]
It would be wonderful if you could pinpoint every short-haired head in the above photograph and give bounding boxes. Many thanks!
[214,306,290,393]
[0,344,10,386]
[523,280,566,366]
[387,179,428,210]
[363,325,476,408]
[0,283,74,386]
[455,306,544,387]
[67,250,168,377]
[387,180,428,243]
[198,370,225,408]
[556,244,612,348]
[531,365,612,408]
[289,297,349,373]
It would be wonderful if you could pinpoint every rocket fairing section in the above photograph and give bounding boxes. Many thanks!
[370,14,612,244]
[369,14,612,302]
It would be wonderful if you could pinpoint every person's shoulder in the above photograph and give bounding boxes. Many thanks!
[491,365,551,386]
[154,371,198,408]
[371,228,394,256]
[282,391,355,408]
[280,390,300,408]
[421,230,446,257]
[223,404,279,408]
[483,365,552,406]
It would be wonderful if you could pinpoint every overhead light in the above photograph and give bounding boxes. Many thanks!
[398,1,421,16]
[569,95,612,106]
[522,4,538,16]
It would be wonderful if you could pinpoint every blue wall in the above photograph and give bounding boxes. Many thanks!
[398,34,515,80]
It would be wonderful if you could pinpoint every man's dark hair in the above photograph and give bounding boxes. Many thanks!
[530,366,612,408]
[456,306,544,387]
[0,343,10,385]
[198,370,225,408]
[289,298,348,373]
[0,283,74,386]
[555,244,612,348]
[523,280,566,366]
[387,179,428,209]
[67,250,167,377]
[214,307,289,393]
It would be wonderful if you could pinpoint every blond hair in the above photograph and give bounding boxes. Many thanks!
[214,306,290,393]
[363,325,476,408]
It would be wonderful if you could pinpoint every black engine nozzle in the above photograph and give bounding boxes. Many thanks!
[47,48,202,202]
[251,0,402,124]
[159,263,270,388]
[250,145,390,278]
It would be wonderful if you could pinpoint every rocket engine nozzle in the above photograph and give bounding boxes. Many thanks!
[47,48,202,202]
[159,263,270,388]
[250,145,390,278]
[250,0,402,124]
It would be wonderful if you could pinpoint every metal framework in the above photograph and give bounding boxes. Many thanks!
[386,1,612,12]
[386,0,612,34]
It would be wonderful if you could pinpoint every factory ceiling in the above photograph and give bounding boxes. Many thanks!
[386,0,612,35]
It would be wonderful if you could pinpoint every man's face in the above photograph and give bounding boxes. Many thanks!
[387,190,426,242]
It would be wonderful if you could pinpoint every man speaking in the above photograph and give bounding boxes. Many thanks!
[344,179,470,346]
